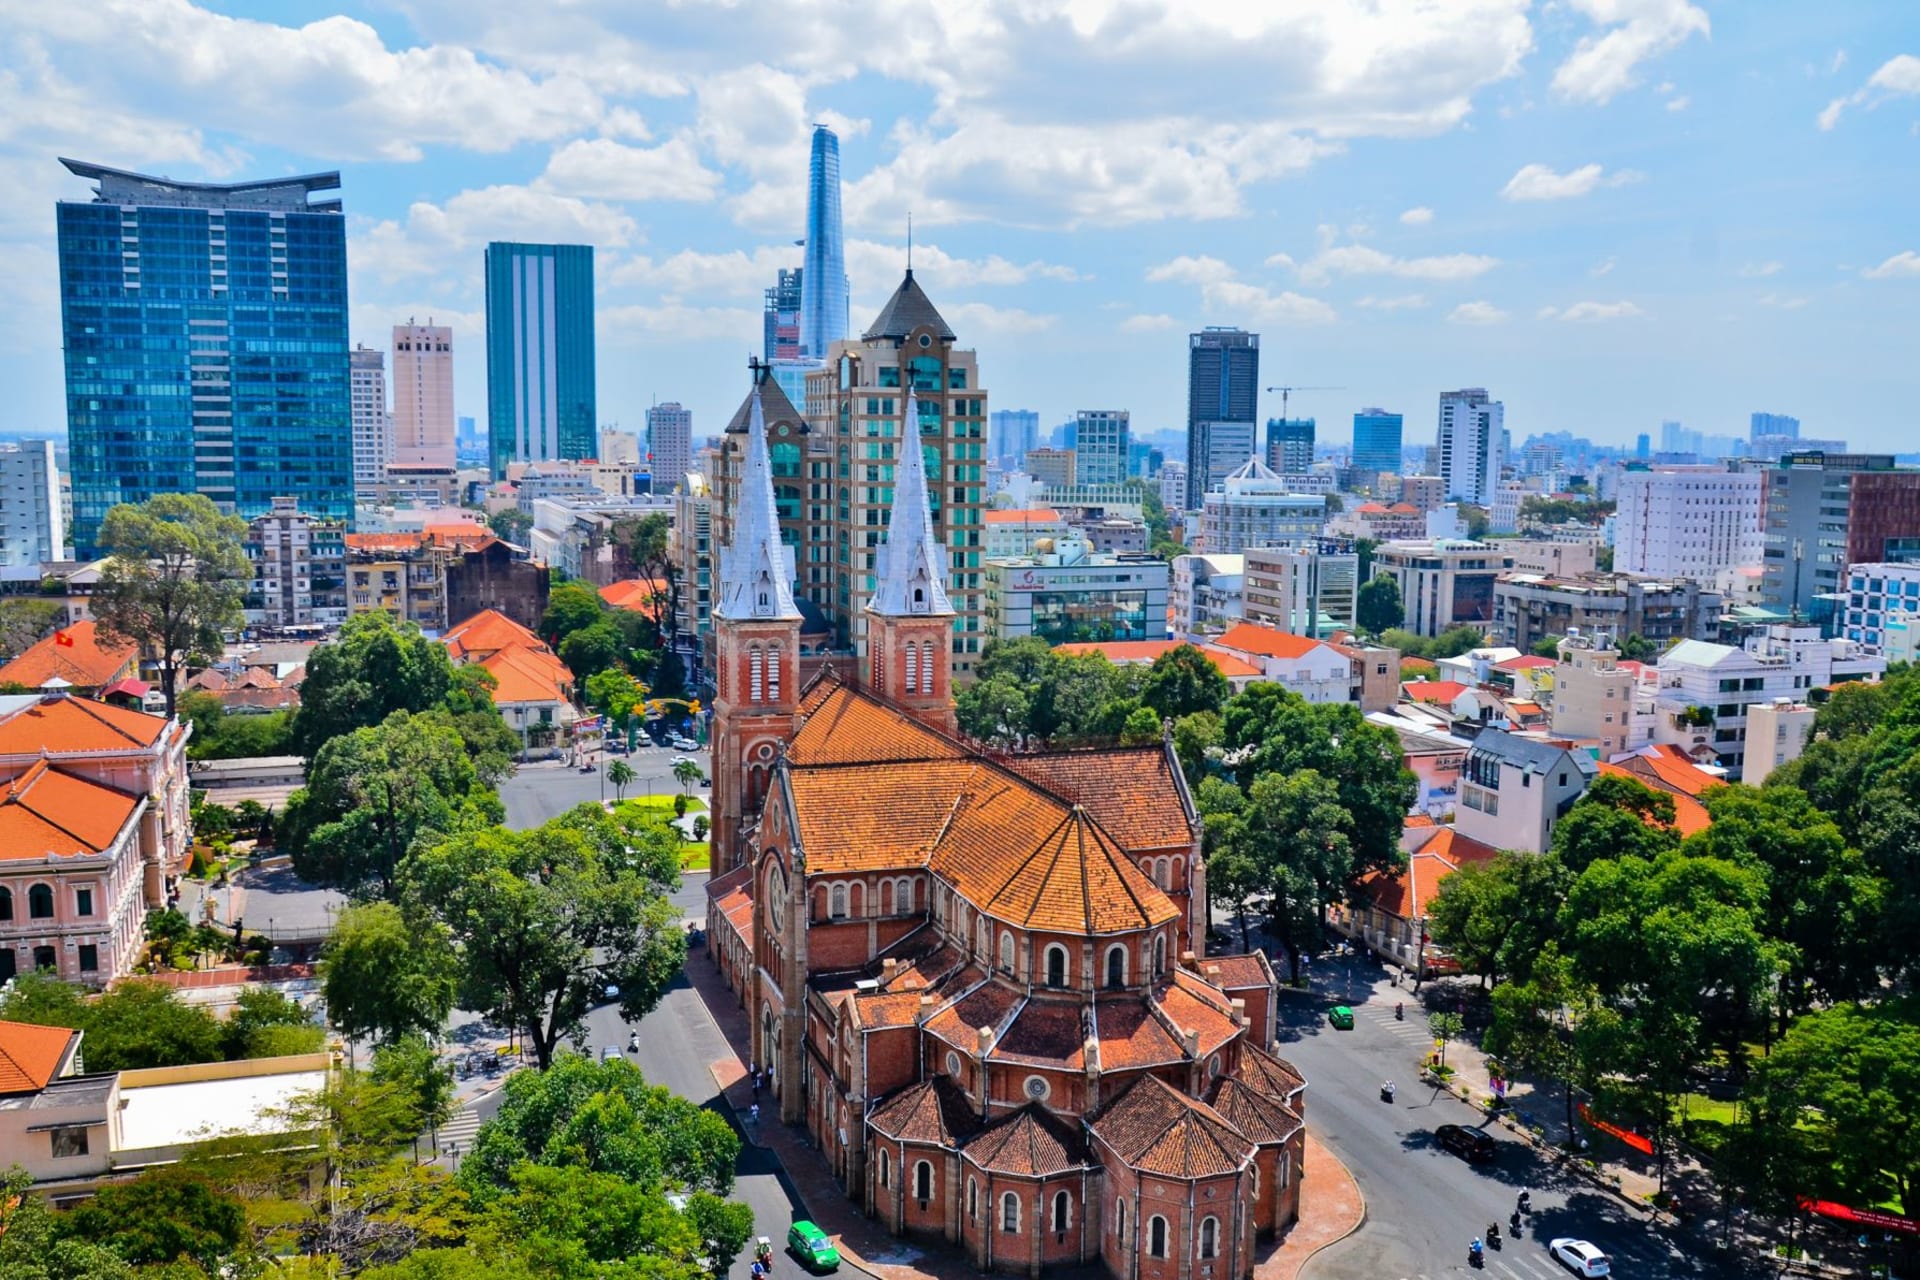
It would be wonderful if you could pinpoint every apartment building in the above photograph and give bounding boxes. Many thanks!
[1373,539,1509,637]
[1614,467,1762,579]
[1493,571,1721,654]
[1550,630,1643,759]
[1242,544,1359,637]
[1454,729,1596,854]
[343,527,548,634]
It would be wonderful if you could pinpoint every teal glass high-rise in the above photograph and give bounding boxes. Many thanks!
[1352,408,1404,474]
[798,126,848,359]
[57,159,353,553]
[484,242,597,479]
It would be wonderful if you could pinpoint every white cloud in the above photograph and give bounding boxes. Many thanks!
[600,302,761,343]
[1820,54,1920,130]
[1590,257,1617,278]
[1356,294,1429,311]
[845,239,1082,289]
[540,137,724,202]
[1739,261,1784,278]
[1539,300,1645,321]
[1146,256,1238,286]
[1863,251,1920,280]
[352,185,639,282]
[1120,313,1177,332]
[1665,94,1689,112]
[1294,238,1498,286]
[1500,162,1644,201]
[607,246,798,299]
[1400,206,1435,226]
[1447,300,1508,325]
[1756,294,1809,310]
[1552,0,1711,106]
[1832,50,1849,75]
[946,302,1057,334]
[1147,255,1334,324]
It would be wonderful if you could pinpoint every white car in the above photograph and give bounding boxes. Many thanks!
[1549,1238,1611,1277]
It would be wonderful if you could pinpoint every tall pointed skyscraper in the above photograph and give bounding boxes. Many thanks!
[798,125,848,360]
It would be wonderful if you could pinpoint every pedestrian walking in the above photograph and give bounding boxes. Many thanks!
[752,1069,762,1095]
[766,1064,775,1090]
[750,1103,761,1125]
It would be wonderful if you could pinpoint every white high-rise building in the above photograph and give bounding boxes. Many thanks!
[1200,457,1327,554]
[647,402,693,496]
[1614,467,1763,579]
[0,441,67,576]
[390,321,456,470]
[349,345,391,494]
[1436,387,1505,506]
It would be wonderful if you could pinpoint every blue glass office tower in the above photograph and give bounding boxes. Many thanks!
[798,126,848,359]
[484,242,597,479]
[57,158,352,553]
[1352,407,1404,474]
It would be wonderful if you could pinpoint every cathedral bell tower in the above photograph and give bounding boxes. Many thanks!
[864,386,957,735]
[709,381,803,873]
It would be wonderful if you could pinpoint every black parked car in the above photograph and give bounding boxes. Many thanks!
[1436,1123,1498,1163]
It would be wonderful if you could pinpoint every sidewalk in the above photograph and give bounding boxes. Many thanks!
[684,949,1367,1280]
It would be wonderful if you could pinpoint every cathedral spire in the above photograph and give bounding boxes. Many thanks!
[870,388,953,618]
[716,390,800,621]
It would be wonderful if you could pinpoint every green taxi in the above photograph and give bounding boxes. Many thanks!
[787,1220,841,1272]
[1328,1005,1355,1030]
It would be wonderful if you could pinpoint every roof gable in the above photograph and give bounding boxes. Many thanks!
[0,761,141,860]
[0,1019,80,1094]
[870,1077,982,1147]
[444,608,545,660]
[962,1103,1086,1175]
[0,620,137,690]
[0,695,170,755]
[1001,745,1194,850]
[863,270,956,342]
[1088,1074,1253,1177]
[1214,623,1326,660]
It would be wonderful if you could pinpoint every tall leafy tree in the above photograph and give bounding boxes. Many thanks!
[559,621,626,681]
[1219,768,1358,980]
[292,612,456,758]
[539,582,605,647]
[0,598,65,664]
[321,901,460,1044]
[1356,573,1404,635]
[91,493,249,717]
[57,1166,248,1272]
[1427,850,1572,988]
[400,806,687,1069]
[1139,644,1229,721]
[1549,772,1682,873]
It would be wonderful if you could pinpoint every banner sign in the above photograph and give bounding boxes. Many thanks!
[575,716,604,734]
[1577,1103,1655,1154]
[1797,1198,1920,1236]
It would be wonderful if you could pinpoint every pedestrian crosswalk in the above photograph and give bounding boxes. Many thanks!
[436,1104,484,1160]
[1359,1001,1439,1048]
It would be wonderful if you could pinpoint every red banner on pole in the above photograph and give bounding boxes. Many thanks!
[1797,1198,1920,1236]
[1577,1104,1655,1154]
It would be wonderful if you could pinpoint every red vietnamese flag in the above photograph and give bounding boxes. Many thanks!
[54,630,74,648]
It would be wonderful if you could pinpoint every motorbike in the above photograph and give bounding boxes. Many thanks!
[1487,1224,1502,1251]
[1518,1191,1532,1214]
[628,1033,640,1053]
[1511,1210,1523,1235]
[1469,1240,1485,1269]
[1380,1081,1395,1103]
[1395,1002,1404,1020]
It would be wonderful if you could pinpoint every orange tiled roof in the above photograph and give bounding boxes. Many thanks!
[1206,1076,1303,1145]
[0,695,171,755]
[962,1104,1088,1175]
[991,999,1086,1069]
[1091,998,1187,1069]
[983,508,1060,525]
[1198,953,1275,990]
[853,991,930,1030]
[1597,762,1713,836]
[1088,1074,1253,1177]
[1051,640,1264,682]
[962,806,1181,935]
[869,1077,982,1147]
[1360,826,1500,918]
[0,620,137,690]
[599,577,669,618]
[1235,1043,1308,1100]
[444,609,547,662]
[788,679,970,767]
[0,1019,79,1094]
[1214,623,1326,661]
[0,761,141,861]
[1156,977,1240,1058]
[1622,744,1725,798]
[1404,679,1468,705]
[1002,746,1194,850]
[1494,655,1557,672]
[924,982,1024,1050]
[343,526,497,554]
[478,644,573,705]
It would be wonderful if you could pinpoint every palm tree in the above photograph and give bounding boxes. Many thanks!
[673,758,704,797]
[607,758,636,801]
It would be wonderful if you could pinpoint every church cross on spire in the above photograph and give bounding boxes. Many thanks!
[869,387,954,618]
[716,385,800,621]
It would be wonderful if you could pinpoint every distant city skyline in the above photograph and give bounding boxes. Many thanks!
[3,6,1916,457]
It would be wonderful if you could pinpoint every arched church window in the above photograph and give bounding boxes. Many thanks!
[749,647,765,702]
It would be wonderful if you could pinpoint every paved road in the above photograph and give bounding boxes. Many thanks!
[1271,953,1737,1280]
[499,745,712,830]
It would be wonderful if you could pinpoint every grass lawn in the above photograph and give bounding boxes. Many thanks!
[1677,1093,1740,1125]
[616,793,708,814]
[613,796,712,870]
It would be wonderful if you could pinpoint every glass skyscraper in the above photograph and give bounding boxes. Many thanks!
[1352,408,1404,474]
[1185,328,1260,509]
[484,242,597,479]
[798,125,848,359]
[57,158,353,553]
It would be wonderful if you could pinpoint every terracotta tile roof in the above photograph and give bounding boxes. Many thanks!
[1197,954,1275,991]
[1360,825,1501,918]
[1618,744,1725,798]
[1493,655,1557,672]
[924,982,1024,1051]
[1088,1075,1253,1178]
[983,508,1061,525]
[1091,998,1186,1069]
[344,526,497,554]
[1214,623,1326,661]
[1597,762,1713,836]
[0,761,141,860]
[1154,979,1240,1058]
[599,578,669,618]
[1205,1076,1303,1145]
[869,1077,982,1147]
[0,620,137,690]
[1507,700,1544,715]
[855,991,932,1030]
[990,999,1086,1070]
[962,805,1181,935]
[1052,640,1262,683]
[788,760,985,874]
[0,1019,79,1094]
[444,609,547,661]
[0,695,171,754]
[1399,656,1439,676]
[478,644,573,705]
[788,679,970,766]
[1235,1043,1307,1100]
[706,864,756,951]
[1002,746,1193,850]
[1404,679,1468,705]
[962,1104,1087,1176]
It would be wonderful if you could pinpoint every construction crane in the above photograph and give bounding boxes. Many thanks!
[1264,385,1346,424]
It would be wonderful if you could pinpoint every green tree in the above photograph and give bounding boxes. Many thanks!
[80,981,226,1070]
[282,711,487,898]
[1486,945,1602,1143]
[1118,706,1161,745]
[401,807,688,1069]
[92,493,249,717]
[1356,574,1404,635]
[672,758,703,798]
[586,669,647,727]
[0,1167,137,1280]
[1426,850,1572,988]
[607,758,637,801]
[954,673,1034,745]
[1428,1010,1465,1069]
[540,582,605,647]
[57,1166,247,1272]
[1460,504,1491,539]
[614,511,679,652]
[371,1034,458,1144]
[559,621,626,682]
[1171,710,1221,785]
[1139,644,1229,721]
[1530,635,1564,658]
[488,508,533,545]
[1221,769,1358,980]
[321,901,459,1045]
[223,986,323,1059]
[292,612,456,758]
[0,969,87,1027]
[0,598,65,663]
[461,1054,739,1196]
[1550,772,1682,873]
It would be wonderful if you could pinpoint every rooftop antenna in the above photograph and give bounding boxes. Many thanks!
[906,212,913,273]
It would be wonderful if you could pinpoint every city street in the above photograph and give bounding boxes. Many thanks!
[499,744,711,829]
[1272,953,1738,1280]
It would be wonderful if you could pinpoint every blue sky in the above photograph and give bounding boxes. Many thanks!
[2,1,1917,454]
